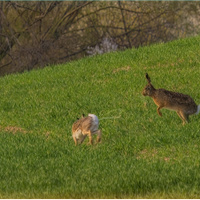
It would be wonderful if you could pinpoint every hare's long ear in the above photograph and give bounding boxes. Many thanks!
[145,73,151,84]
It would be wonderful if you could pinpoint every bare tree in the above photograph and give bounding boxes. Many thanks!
[0,1,199,76]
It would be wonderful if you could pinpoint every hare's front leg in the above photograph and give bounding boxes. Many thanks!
[73,136,78,146]
[179,111,189,125]
[157,106,163,117]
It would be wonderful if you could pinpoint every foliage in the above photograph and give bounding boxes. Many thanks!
[0,1,200,75]
[0,35,200,198]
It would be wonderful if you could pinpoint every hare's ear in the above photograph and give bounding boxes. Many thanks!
[145,73,151,84]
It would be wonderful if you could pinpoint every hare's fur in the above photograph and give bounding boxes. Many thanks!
[195,105,200,115]
[142,73,199,124]
[72,114,102,145]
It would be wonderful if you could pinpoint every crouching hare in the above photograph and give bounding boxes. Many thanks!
[142,73,200,124]
[72,114,102,145]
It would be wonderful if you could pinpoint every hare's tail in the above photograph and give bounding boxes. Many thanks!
[88,114,99,125]
[195,105,200,115]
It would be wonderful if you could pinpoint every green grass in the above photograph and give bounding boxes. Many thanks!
[0,35,200,198]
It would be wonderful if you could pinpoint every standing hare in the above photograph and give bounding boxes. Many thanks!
[142,73,200,124]
[72,114,102,145]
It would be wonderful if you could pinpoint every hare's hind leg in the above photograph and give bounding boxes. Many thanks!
[88,131,93,145]
[93,130,102,143]
[176,111,184,122]
[81,131,93,145]
[80,135,87,144]
[178,111,189,125]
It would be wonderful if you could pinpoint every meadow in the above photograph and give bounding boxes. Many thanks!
[0,35,200,198]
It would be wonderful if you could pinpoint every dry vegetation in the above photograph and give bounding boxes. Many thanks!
[0,1,200,76]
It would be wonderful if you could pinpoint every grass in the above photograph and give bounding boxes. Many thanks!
[0,35,200,198]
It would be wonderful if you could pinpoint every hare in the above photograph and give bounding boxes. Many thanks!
[142,73,200,124]
[72,114,102,145]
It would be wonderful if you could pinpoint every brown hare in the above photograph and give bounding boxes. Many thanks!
[72,114,102,145]
[142,73,200,124]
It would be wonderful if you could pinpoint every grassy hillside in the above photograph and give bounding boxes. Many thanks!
[0,35,200,198]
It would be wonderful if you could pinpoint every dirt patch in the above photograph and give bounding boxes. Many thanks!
[0,125,52,139]
[144,59,185,70]
[136,148,158,160]
[113,66,131,74]
[4,126,28,134]
[136,148,175,163]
